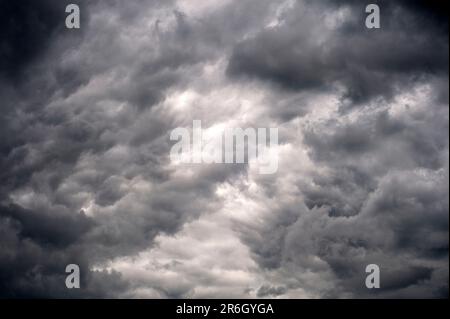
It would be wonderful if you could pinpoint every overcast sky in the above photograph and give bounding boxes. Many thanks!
[0,0,448,298]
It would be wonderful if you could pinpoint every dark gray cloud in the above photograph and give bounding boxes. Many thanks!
[228,0,448,109]
[256,284,287,298]
[0,0,447,298]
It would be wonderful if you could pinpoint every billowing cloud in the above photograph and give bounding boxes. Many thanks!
[0,0,447,298]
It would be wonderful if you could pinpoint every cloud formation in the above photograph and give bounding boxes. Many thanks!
[0,0,448,298]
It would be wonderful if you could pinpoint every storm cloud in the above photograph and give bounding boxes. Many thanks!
[0,0,448,298]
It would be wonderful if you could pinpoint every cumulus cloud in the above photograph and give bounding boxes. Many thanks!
[228,0,448,109]
[0,0,447,298]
